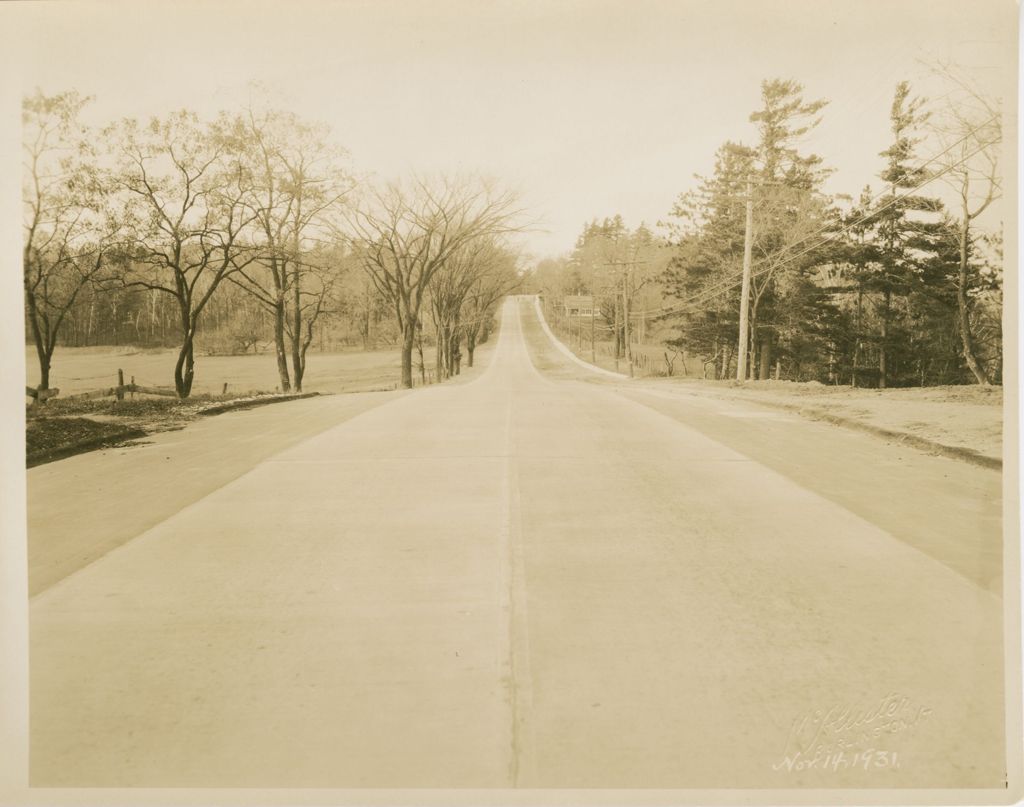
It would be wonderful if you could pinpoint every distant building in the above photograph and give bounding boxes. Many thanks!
[562,294,596,318]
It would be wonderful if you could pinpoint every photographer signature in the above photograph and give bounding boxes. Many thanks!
[773,692,932,772]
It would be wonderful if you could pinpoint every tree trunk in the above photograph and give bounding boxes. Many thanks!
[466,330,477,367]
[174,331,196,398]
[361,306,371,350]
[86,299,95,346]
[613,301,621,362]
[747,303,759,381]
[416,327,427,384]
[111,299,119,347]
[273,298,292,392]
[400,320,416,389]
[435,332,445,380]
[444,328,452,378]
[26,290,51,392]
[879,290,890,389]
[622,284,633,377]
[956,201,991,385]
[852,284,863,388]
[759,333,772,382]
[38,352,52,391]
[33,340,52,396]
[291,264,304,392]
[453,334,462,375]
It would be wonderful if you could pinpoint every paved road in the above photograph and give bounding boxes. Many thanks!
[30,297,1005,789]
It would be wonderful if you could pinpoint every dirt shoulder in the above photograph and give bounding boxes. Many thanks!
[641,379,1003,468]
[530,298,1003,468]
[26,392,320,468]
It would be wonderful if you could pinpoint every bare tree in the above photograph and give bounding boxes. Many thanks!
[427,241,478,379]
[230,106,354,391]
[462,246,522,367]
[344,268,392,349]
[346,176,521,388]
[284,245,345,387]
[105,111,259,397]
[747,185,828,378]
[427,237,517,378]
[23,90,116,395]
[928,64,1002,384]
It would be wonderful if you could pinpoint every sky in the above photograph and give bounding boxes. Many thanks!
[1,0,1018,259]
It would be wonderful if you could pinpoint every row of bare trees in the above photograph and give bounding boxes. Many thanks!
[24,90,524,398]
[348,179,523,387]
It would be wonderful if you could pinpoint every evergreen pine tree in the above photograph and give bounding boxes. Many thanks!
[870,81,944,387]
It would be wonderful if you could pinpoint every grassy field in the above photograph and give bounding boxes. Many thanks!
[24,340,485,466]
[26,346,410,397]
[25,327,502,466]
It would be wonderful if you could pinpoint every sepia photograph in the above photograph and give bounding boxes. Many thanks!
[0,0,1021,804]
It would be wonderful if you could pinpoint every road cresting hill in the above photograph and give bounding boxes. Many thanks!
[531,295,628,380]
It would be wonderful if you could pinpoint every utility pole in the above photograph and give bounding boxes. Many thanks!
[622,273,633,377]
[601,256,647,374]
[736,176,754,382]
[590,302,596,363]
[613,294,620,372]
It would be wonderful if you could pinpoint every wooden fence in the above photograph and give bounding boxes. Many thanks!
[26,369,177,405]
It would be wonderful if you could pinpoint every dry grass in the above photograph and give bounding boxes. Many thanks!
[26,417,146,466]
[26,391,317,466]
[26,346,406,398]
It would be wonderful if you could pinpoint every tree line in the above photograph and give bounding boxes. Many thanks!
[530,69,1003,388]
[23,91,523,398]
[531,217,673,374]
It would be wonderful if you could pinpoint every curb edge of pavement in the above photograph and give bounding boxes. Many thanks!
[640,385,1003,472]
[532,296,1001,472]
[532,296,629,380]
[774,400,1003,471]
[197,391,321,417]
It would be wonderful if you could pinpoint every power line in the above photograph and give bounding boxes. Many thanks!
[631,122,1000,321]
[644,154,995,321]
[745,112,996,277]
[631,114,998,319]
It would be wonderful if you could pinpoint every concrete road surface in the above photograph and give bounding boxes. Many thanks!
[29,297,1005,789]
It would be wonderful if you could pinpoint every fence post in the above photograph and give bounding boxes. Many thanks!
[116,369,125,401]
[130,375,135,399]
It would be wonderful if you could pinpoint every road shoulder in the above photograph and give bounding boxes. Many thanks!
[529,297,1002,469]
[28,390,404,596]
